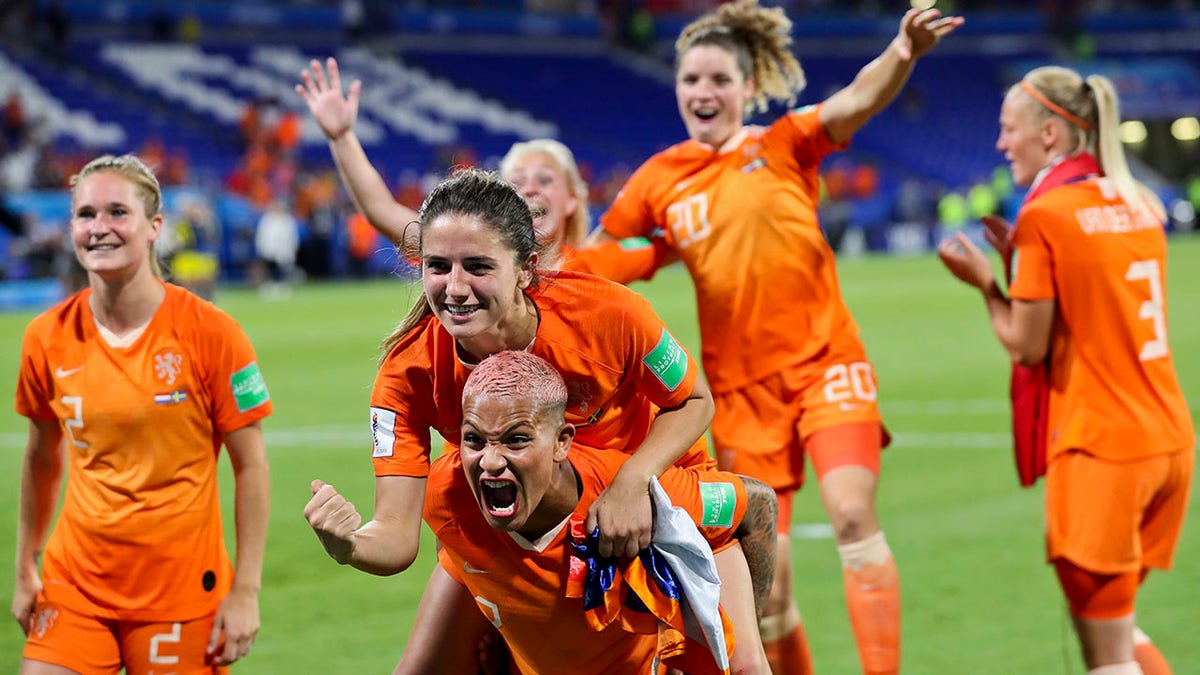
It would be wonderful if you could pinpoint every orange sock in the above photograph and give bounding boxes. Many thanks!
[839,531,901,675]
[760,604,814,675]
[1134,628,1171,675]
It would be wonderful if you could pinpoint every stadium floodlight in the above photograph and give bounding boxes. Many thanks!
[1170,117,1200,142]
[1119,120,1147,145]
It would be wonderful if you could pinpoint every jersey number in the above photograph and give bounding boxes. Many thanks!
[149,622,182,665]
[667,194,712,249]
[823,362,878,404]
[1125,259,1168,361]
[60,396,89,449]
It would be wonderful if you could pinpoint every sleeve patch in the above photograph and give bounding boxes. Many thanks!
[642,328,688,391]
[700,482,737,528]
[230,362,270,413]
[790,104,817,115]
[371,407,397,458]
[618,236,652,251]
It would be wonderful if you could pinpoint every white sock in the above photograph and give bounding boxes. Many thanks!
[837,530,892,571]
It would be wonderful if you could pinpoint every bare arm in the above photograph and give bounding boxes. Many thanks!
[587,377,715,558]
[296,57,417,247]
[820,8,963,145]
[937,232,1055,366]
[304,474,426,576]
[208,421,271,665]
[12,419,65,635]
[734,476,779,618]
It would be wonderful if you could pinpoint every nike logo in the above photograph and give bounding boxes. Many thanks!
[55,366,84,378]
[674,176,699,192]
[463,562,490,575]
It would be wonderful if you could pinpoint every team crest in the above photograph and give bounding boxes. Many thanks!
[32,605,59,638]
[154,350,184,386]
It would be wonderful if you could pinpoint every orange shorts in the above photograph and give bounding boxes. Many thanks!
[711,354,886,496]
[1045,448,1194,575]
[23,588,227,675]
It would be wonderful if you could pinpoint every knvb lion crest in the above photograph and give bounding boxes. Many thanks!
[154,351,184,386]
[32,606,59,638]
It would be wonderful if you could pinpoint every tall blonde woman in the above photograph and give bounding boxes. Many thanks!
[938,66,1192,675]
[13,155,272,672]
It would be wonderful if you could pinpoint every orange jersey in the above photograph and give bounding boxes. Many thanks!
[424,447,746,675]
[1009,179,1194,462]
[370,269,709,477]
[563,236,670,284]
[14,282,273,621]
[601,105,863,393]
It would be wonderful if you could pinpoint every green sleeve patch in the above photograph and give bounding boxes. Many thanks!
[791,104,817,115]
[618,236,652,251]
[231,362,270,412]
[642,328,688,391]
[700,482,736,528]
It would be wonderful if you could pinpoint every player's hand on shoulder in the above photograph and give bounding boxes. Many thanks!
[305,479,363,564]
[587,475,654,559]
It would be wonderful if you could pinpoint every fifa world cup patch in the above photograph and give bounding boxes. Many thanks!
[642,328,688,391]
[154,390,188,405]
[230,362,270,412]
[699,482,736,528]
[618,236,652,251]
[371,407,397,458]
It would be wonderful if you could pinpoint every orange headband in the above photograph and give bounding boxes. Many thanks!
[1020,80,1091,131]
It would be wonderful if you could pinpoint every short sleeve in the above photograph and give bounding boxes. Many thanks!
[600,162,662,239]
[369,353,438,477]
[655,467,749,551]
[1008,205,1057,301]
[620,292,700,410]
[201,310,274,433]
[14,322,55,421]
[566,236,669,284]
[774,104,848,167]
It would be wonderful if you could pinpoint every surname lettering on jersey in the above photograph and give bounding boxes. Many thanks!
[1074,203,1158,235]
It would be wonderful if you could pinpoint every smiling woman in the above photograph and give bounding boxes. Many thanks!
[302,167,771,673]
[13,154,273,672]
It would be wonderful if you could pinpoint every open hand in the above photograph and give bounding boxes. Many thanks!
[894,8,964,61]
[295,57,361,141]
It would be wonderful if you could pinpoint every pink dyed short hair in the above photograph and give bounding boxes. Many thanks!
[463,351,568,418]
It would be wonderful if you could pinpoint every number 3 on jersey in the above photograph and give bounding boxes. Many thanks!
[667,194,712,249]
[1125,259,1168,361]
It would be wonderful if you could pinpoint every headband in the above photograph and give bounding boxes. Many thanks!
[1020,80,1091,131]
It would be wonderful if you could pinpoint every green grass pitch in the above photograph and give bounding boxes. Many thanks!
[2,239,1198,673]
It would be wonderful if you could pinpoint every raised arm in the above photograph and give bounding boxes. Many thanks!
[296,57,417,247]
[305,474,427,576]
[209,421,271,666]
[819,8,963,145]
[12,419,65,635]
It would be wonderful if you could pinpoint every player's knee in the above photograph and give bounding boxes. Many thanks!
[827,499,876,542]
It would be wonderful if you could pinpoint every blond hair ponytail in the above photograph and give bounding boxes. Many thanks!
[1086,74,1166,223]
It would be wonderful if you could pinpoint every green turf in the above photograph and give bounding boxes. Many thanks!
[2,238,1198,673]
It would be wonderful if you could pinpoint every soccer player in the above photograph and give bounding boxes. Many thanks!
[396,349,779,673]
[12,154,273,672]
[937,66,1193,675]
[303,168,768,672]
[295,57,667,284]
[592,2,961,673]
